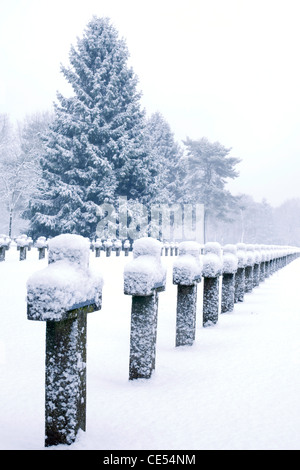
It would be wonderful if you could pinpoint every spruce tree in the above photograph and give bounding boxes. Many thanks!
[28,16,151,238]
[145,112,185,204]
[183,137,241,242]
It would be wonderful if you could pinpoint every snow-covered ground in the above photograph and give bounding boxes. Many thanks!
[1,246,300,450]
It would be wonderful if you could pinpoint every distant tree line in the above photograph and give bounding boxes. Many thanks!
[0,16,299,246]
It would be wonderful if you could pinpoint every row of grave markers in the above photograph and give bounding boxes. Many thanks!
[1,234,181,261]
[0,235,130,260]
[25,234,299,447]
[1,232,296,262]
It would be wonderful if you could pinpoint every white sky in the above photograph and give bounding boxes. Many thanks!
[1,0,300,207]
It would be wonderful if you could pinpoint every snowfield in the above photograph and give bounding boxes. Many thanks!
[1,246,300,450]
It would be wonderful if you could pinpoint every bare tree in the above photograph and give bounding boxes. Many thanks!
[0,112,53,237]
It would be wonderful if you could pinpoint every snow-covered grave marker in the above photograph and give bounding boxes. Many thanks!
[259,244,266,283]
[264,245,271,278]
[275,246,283,271]
[252,245,261,288]
[234,243,247,303]
[27,234,103,447]
[94,238,102,257]
[104,239,112,257]
[16,234,29,261]
[0,234,10,262]
[164,241,170,256]
[267,246,274,276]
[113,239,122,256]
[221,244,238,314]
[27,236,33,251]
[173,241,202,346]
[169,242,175,256]
[270,246,278,275]
[202,242,222,327]
[244,244,255,293]
[281,246,289,268]
[174,242,179,256]
[35,236,48,260]
[124,237,166,380]
[123,239,130,256]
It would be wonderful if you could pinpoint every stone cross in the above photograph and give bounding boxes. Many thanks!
[173,241,202,346]
[27,234,103,447]
[124,237,166,380]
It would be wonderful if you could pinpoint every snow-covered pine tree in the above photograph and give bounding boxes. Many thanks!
[183,137,241,242]
[28,17,151,239]
[145,112,185,204]
[142,112,188,239]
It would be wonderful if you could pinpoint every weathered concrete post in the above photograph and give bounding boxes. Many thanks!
[202,242,222,327]
[244,245,255,293]
[221,244,238,314]
[0,235,10,262]
[27,234,103,447]
[173,241,202,346]
[36,236,48,260]
[16,235,29,261]
[234,243,247,303]
[124,237,166,380]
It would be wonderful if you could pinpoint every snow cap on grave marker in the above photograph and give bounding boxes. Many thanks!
[48,233,90,269]
[173,241,202,285]
[245,244,255,266]
[202,242,222,277]
[236,243,247,268]
[0,234,10,247]
[124,237,166,296]
[36,236,48,249]
[16,234,29,247]
[253,245,262,264]
[27,234,103,321]
[222,244,238,274]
